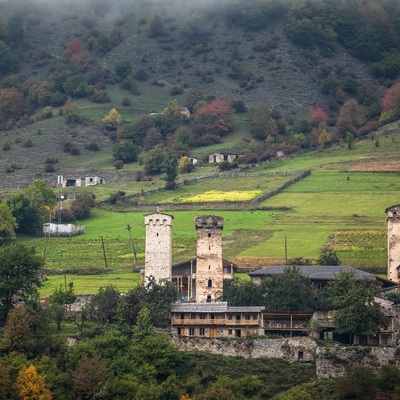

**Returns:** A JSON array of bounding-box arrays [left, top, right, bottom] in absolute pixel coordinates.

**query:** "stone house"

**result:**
[[208, 153, 241, 164], [62, 176, 105, 187], [386, 204, 400, 283], [171, 302, 264, 338]]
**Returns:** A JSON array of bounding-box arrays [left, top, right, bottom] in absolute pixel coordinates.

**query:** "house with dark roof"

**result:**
[[249, 265, 394, 290]]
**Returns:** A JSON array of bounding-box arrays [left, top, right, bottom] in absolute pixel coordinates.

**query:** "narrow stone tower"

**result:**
[[144, 213, 173, 284], [195, 215, 224, 302], [386, 205, 400, 282]]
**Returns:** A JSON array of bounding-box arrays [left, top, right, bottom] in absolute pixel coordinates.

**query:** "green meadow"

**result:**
[[17, 130, 400, 295]]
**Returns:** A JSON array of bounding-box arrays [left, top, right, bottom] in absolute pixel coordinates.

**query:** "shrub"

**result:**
[[170, 85, 184, 95], [133, 68, 149, 81], [85, 140, 100, 151], [122, 97, 131, 106], [3, 142, 11, 151], [44, 162, 55, 172], [113, 160, 124, 169], [90, 90, 110, 103], [23, 139, 33, 148]]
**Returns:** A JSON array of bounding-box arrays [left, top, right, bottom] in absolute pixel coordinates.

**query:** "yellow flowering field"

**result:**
[[182, 190, 263, 203]]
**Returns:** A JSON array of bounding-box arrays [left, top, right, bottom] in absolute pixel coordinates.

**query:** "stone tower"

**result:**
[[144, 213, 173, 284], [386, 205, 400, 282], [195, 215, 224, 302]]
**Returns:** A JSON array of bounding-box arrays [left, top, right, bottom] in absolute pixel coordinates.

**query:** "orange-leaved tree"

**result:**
[[16, 364, 52, 400], [64, 37, 92, 71]]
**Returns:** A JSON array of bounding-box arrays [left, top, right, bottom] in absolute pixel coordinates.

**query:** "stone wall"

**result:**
[[172, 336, 317, 362], [316, 346, 399, 379], [172, 336, 400, 379]]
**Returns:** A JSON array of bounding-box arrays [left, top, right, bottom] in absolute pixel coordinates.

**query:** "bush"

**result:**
[[3, 142, 11, 151], [85, 140, 100, 151], [69, 145, 80, 155], [170, 85, 183, 95], [44, 162, 55, 173], [23, 139, 33, 148], [122, 97, 131, 106], [133, 68, 149, 81], [90, 90, 110, 103], [219, 161, 238, 171], [113, 160, 123, 169]]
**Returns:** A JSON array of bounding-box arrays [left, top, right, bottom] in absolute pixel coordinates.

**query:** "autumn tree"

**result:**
[[335, 99, 366, 140], [308, 106, 328, 128], [64, 37, 92, 70], [381, 81, 400, 118], [73, 353, 109, 400], [0, 359, 12, 399], [0, 88, 26, 122], [3, 304, 33, 351], [16, 364, 52, 400], [102, 107, 122, 130], [194, 98, 235, 137]]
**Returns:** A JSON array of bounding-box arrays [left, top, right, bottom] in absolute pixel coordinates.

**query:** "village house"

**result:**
[[62, 176, 105, 187], [170, 302, 264, 338], [208, 152, 241, 164]]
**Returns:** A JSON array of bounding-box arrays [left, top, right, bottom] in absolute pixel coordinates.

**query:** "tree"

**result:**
[[335, 99, 366, 140], [144, 144, 168, 175], [223, 278, 264, 306], [326, 271, 387, 339], [69, 191, 95, 220], [194, 99, 235, 137], [163, 155, 179, 190], [263, 266, 315, 311], [25, 180, 56, 210], [308, 106, 328, 127], [381, 81, 400, 117], [318, 250, 341, 266], [149, 14, 164, 38], [3, 304, 33, 351], [0, 359, 11, 399], [0, 40, 19, 74], [64, 37, 92, 70], [73, 353, 109, 400], [88, 284, 121, 325], [6, 13, 24, 43], [112, 140, 141, 163], [16, 364, 52, 400], [102, 107, 122, 130], [0, 243, 43, 319], [7, 193, 41, 234], [0, 203, 17, 240], [133, 307, 155, 342], [0, 88, 26, 121], [248, 103, 273, 140], [114, 60, 132, 80]]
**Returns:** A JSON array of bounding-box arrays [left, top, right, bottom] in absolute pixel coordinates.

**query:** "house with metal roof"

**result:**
[[171, 302, 264, 338]]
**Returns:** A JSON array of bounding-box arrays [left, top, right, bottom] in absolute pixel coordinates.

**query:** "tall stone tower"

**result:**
[[386, 205, 400, 282], [144, 213, 173, 284], [195, 215, 224, 302]]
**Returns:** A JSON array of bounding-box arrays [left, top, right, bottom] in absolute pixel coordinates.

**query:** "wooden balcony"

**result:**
[[172, 318, 260, 326]]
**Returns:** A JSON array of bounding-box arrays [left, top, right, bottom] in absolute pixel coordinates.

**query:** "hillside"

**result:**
[[1, 0, 397, 186]]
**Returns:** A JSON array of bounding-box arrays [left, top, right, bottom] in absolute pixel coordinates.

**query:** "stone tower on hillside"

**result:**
[[195, 215, 224, 302], [386, 205, 400, 283], [144, 212, 173, 284]]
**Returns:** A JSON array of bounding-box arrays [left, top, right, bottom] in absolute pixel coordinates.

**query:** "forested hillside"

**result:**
[[1, 0, 400, 187]]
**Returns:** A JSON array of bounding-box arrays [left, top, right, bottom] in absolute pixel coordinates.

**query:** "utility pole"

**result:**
[[285, 235, 288, 263], [125, 224, 137, 270], [100, 236, 108, 269]]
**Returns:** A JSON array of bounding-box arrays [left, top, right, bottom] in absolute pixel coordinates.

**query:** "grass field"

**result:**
[[14, 129, 400, 295]]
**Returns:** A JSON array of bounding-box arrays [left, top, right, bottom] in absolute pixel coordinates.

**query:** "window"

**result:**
[[191, 313, 196, 319], [228, 314, 233, 320], [298, 351, 304, 360], [207, 295, 212, 302], [189, 328, 195, 336], [208, 233, 211, 237], [200, 313, 206, 319], [236, 314, 241, 320], [245, 314, 251, 320], [200, 328, 205, 336], [210, 313, 215, 320], [228, 329, 233, 335], [208, 279, 212, 288], [180, 313, 185, 320]]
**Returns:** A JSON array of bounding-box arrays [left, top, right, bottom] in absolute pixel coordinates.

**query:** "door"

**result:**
[[210, 327, 217, 338]]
